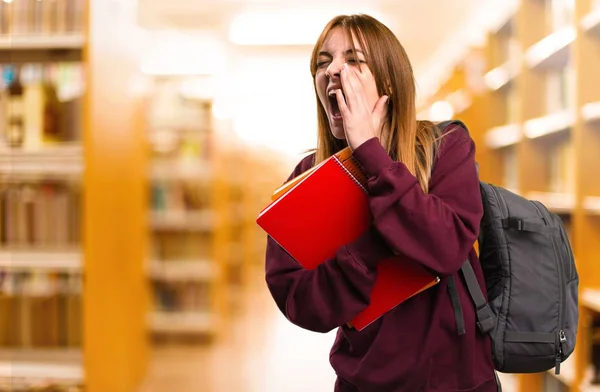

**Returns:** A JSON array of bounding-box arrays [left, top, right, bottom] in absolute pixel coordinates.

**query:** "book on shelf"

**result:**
[[502, 146, 518, 191], [0, 0, 85, 36], [151, 181, 211, 213], [547, 140, 574, 194], [545, 65, 575, 114], [152, 280, 211, 314], [0, 271, 81, 348], [506, 86, 520, 124], [0, 182, 80, 248], [0, 63, 83, 150], [256, 147, 440, 331]]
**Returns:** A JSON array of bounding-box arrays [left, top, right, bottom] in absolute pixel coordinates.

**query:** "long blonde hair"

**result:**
[[309, 14, 443, 193]]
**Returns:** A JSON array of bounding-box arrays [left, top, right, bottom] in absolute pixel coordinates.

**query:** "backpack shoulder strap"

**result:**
[[460, 260, 495, 334], [433, 120, 491, 335], [437, 121, 491, 335], [447, 259, 495, 336], [447, 260, 495, 336]]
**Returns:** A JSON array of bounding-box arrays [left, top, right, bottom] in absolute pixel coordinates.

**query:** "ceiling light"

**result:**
[[428, 101, 454, 122], [140, 30, 226, 76], [228, 8, 387, 46]]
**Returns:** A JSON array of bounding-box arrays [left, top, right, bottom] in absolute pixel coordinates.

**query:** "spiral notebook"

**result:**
[[256, 147, 439, 330]]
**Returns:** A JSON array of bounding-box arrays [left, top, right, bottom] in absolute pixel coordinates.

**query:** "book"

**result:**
[[256, 147, 439, 331]]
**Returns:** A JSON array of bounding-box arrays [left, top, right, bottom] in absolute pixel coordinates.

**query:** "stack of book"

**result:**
[[257, 147, 439, 331]]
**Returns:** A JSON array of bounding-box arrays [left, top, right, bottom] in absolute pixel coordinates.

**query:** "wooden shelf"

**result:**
[[0, 143, 83, 179], [582, 288, 600, 314], [0, 249, 82, 272], [0, 349, 83, 387], [484, 59, 521, 91], [0, 34, 85, 51], [427, 1, 600, 391], [581, 8, 600, 36], [148, 259, 216, 281], [525, 26, 576, 70], [149, 121, 211, 133], [484, 124, 522, 149], [527, 192, 575, 213], [149, 311, 215, 334], [151, 210, 215, 231], [445, 89, 472, 114], [151, 160, 212, 181], [583, 196, 600, 215], [582, 101, 600, 124], [0, 34, 85, 63], [0, 1, 152, 391], [146, 94, 237, 346], [523, 110, 575, 139]]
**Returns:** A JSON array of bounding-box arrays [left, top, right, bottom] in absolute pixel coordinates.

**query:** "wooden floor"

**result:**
[[138, 265, 517, 392]]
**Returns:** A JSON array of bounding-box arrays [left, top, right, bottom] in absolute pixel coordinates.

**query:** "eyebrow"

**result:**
[[318, 49, 364, 57]]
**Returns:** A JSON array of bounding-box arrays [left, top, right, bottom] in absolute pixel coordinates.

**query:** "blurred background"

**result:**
[[0, 0, 599, 391]]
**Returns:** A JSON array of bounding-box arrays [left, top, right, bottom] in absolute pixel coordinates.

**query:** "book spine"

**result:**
[[332, 155, 368, 194]]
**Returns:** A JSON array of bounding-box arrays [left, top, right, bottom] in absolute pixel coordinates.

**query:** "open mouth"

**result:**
[[328, 90, 344, 121]]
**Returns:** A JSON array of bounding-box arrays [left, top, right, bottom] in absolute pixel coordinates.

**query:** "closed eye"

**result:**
[[346, 58, 366, 65]]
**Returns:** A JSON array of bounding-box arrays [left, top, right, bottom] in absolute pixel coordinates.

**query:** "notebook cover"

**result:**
[[257, 150, 439, 331], [258, 154, 369, 270]]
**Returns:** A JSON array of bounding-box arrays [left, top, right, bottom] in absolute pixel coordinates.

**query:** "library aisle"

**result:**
[[138, 264, 338, 392], [139, 264, 518, 392]]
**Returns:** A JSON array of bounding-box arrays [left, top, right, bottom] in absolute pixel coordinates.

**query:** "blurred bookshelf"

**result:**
[[418, 0, 600, 390], [143, 74, 279, 343], [140, 68, 299, 344], [144, 76, 226, 341], [0, 0, 149, 391], [0, 1, 85, 389]]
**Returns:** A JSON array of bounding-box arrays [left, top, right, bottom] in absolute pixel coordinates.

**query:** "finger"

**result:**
[[335, 89, 349, 117], [372, 95, 389, 133], [343, 63, 370, 110], [343, 63, 363, 94], [355, 63, 369, 80], [372, 95, 389, 116], [340, 63, 358, 109]]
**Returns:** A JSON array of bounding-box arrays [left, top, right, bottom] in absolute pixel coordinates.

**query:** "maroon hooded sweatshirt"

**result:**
[[265, 124, 497, 392]]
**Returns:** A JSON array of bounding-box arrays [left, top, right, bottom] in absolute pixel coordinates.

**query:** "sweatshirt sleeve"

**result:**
[[264, 156, 392, 333], [351, 125, 483, 277]]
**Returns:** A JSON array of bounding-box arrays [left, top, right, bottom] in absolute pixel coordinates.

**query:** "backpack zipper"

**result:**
[[532, 200, 566, 374]]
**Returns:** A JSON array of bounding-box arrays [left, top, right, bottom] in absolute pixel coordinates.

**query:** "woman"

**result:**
[[265, 14, 498, 392]]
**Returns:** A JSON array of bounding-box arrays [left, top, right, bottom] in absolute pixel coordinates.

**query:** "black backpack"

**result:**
[[437, 120, 579, 375]]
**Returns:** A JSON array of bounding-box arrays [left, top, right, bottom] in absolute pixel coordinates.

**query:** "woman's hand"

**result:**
[[336, 62, 389, 150]]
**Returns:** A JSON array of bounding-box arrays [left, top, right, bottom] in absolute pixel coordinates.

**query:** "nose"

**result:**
[[326, 58, 343, 79]]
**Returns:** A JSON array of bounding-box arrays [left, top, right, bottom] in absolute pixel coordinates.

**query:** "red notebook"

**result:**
[[256, 148, 439, 331]]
